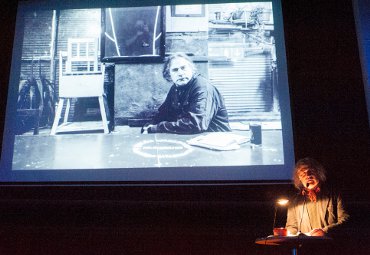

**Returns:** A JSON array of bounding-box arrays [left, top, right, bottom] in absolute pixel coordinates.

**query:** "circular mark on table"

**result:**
[[133, 139, 193, 158]]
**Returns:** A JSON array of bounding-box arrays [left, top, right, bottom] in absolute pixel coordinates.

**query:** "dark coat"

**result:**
[[150, 74, 231, 134]]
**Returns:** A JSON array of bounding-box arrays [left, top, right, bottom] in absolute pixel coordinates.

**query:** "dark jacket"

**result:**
[[150, 74, 231, 134]]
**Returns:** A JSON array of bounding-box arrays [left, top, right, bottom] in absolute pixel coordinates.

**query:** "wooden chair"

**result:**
[[51, 38, 109, 135]]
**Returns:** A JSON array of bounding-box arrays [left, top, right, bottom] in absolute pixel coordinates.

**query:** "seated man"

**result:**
[[142, 52, 231, 134]]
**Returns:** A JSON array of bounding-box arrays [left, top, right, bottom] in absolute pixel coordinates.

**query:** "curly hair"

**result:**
[[292, 157, 327, 190], [162, 52, 196, 82]]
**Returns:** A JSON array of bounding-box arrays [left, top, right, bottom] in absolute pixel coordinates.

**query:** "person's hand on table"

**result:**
[[308, 228, 325, 236], [141, 123, 155, 134]]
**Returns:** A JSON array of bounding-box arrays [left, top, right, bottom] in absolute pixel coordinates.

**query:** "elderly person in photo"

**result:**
[[142, 52, 231, 134], [286, 158, 349, 237]]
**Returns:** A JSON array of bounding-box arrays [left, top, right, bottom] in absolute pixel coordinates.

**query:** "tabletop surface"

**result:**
[[255, 235, 333, 246], [13, 127, 284, 170]]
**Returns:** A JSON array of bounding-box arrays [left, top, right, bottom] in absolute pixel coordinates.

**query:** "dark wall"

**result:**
[[0, 0, 369, 254], [0, 1, 17, 146], [282, 0, 369, 197]]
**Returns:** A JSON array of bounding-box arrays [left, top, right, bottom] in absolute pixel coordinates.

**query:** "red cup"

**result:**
[[273, 228, 287, 236]]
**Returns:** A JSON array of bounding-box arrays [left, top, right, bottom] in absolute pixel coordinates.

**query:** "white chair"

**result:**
[[51, 38, 109, 135]]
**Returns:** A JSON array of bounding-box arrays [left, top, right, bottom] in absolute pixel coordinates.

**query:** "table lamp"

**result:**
[[272, 198, 289, 236]]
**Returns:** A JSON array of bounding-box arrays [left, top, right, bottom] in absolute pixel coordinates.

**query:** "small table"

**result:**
[[255, 235, 333, 255]]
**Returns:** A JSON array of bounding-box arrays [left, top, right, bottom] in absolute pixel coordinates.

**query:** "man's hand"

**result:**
[[308, 228, 325, 236], [141, 123, 155, 134]]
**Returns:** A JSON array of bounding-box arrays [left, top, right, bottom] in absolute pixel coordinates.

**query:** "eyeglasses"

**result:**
[[298, 168, 315, 180]]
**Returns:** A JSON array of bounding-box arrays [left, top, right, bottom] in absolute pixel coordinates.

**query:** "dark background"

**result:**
[[0, 0, 369, 254]]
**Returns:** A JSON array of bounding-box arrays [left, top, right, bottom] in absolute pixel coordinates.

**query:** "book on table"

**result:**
[[187, 133, 250, 151]]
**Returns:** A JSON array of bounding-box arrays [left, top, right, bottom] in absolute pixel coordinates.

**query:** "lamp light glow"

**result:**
[[277, 198, 289, 206]]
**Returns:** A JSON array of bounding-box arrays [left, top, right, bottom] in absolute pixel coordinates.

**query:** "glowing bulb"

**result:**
[[277, 199, 289, 206]]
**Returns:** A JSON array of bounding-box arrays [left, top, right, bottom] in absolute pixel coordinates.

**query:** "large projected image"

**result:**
[[1, 1, 294, 182]]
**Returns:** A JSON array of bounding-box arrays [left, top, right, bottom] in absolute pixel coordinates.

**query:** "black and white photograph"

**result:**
[[5, 1, 294, 182]]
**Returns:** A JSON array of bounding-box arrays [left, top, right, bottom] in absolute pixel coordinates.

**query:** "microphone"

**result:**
[[297, 183, 310, 235]]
